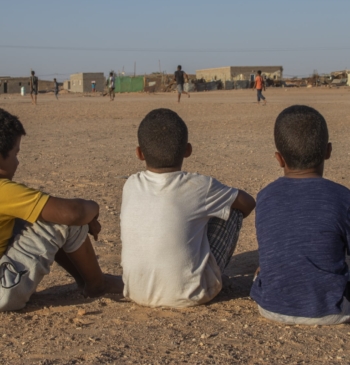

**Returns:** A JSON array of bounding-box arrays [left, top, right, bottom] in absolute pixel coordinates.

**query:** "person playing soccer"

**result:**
[[174, 65, 190, 103]]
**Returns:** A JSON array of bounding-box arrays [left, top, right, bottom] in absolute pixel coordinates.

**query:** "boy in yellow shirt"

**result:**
[[0, 108, 123, 311]]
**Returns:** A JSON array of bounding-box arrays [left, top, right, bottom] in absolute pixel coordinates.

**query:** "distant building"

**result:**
[[196, 66, 283, 84], [0, 77, 55, 94], [64, 73, 105, 93]]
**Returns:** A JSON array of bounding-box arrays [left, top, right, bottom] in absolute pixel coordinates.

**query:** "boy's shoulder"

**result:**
[[0, 178, 44, 195], [258, 177, 350, 201], [127, 170, 212, 181], [124, 171, 221, 191], [0, 178, 19, 190]]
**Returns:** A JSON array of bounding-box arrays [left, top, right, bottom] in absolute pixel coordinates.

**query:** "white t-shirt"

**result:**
[[109, 76, 115, 88], [120, 170, 238, 308]]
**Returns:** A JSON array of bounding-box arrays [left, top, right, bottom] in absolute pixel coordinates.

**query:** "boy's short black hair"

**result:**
[[138, 108, 188, 169], [257, 70, 261, 75], [31, 70, 35, 75], [274, 105, 329, 170], [178, 65, 182, 70], [0, 108, 26, 158]]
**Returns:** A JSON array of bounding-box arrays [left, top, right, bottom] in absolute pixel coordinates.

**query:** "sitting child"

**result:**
[[120, 108, 255, 307], [250, 105, 350, 325], [0, 108, 123, 311]]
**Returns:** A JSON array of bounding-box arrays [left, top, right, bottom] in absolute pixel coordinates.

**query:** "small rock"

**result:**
[[77, 309, 86, 316]]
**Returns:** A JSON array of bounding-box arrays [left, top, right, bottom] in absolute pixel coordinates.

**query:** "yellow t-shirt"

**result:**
[[0, 179, 49, 257]]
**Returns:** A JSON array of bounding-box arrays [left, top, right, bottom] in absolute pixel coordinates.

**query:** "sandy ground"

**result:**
[[0, 88, 350, 365]]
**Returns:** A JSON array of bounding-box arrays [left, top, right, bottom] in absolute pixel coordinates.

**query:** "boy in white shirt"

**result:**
[[121, 108, 255, 308]]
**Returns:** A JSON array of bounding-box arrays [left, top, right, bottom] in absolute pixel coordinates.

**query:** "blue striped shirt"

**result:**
[[250, 177, 350, 318]]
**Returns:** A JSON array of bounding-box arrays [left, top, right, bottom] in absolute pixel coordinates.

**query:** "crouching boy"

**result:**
[[120, 108, 255, 308], [250, 105, 350, 325], [0, 108, 123, 311]]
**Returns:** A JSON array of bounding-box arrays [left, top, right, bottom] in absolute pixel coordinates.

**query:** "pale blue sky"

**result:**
[[1, 0, 349, 81]]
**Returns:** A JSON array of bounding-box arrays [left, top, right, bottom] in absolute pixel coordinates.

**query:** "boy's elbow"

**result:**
[[40, 197, 98, 226], [246, 198, 256, 217], [65, 201, 86, 225], [66, 199, 97, 225], [231, 191, 256, 218]]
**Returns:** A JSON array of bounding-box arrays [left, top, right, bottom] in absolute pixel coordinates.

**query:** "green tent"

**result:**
[[114, 76, 144, 93]]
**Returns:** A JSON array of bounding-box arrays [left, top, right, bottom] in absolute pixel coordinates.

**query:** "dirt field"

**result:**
[[1, 88, 350, 365]]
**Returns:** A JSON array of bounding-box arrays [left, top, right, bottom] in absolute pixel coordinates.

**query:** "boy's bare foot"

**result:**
[[83, 274, 124, 298], [188, 93, 190, 98]]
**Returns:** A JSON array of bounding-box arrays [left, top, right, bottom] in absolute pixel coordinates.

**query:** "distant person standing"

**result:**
[[253, 70, 266, 105], [53, 78, 59, 100], [174, 65, 190, 103], [29, 70, 38, 105], [107, 72, 115, 101]]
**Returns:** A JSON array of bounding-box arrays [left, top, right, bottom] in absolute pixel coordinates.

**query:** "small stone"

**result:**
[[77, 309, 86, 316]]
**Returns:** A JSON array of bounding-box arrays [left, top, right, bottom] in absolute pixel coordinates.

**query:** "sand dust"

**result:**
[[0, 88, 350, 364]]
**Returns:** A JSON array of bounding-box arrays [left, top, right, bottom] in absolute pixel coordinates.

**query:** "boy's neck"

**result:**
[[146, 165, 182, 174], [284, 164, 324, 179]]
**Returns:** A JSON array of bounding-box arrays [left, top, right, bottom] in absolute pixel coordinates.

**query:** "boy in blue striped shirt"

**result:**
[[251, 105, 350, 325]]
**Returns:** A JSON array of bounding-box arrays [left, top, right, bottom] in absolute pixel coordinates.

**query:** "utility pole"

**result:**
[[134, 62, 136, 77], [159, 60, 162, 74]]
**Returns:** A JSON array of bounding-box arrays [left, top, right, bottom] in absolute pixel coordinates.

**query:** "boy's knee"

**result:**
[[63, 224, 89, 253], [13, 221, 88, 256]]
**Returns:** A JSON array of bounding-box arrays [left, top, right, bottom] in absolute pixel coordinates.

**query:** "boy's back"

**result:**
[[121, 170, 237, 307], [251, 177, 350, 318]]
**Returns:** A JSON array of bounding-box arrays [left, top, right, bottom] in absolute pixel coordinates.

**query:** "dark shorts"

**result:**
[[30, 88, 38, 95]]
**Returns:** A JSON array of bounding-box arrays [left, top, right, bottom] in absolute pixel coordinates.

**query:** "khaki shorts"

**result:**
[[0, 220, 88, 311]]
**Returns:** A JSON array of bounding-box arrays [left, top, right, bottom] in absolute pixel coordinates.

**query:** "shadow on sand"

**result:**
[[21, 251, 259, 312], [21, 283, 124, 313], [214, 249, 259, 303]]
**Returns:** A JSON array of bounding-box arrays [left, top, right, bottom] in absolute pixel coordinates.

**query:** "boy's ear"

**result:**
[[136, 146, 145, 161], [275, 151, 285, 168], [325, 142, 332, 160], [184, 143, 192, 158]]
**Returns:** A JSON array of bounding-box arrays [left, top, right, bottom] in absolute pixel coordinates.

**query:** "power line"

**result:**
[[1, 44, 350, 53]]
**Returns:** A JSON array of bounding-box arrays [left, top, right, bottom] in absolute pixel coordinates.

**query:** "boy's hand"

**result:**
[[88, 217, 101, 241]]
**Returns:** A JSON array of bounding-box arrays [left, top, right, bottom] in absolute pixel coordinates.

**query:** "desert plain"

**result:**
[[0, 88, 350, 364]]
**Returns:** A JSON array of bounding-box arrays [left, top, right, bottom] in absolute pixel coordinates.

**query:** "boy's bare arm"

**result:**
[[39, 197, 99, 226], [231, 190, 256, 218]]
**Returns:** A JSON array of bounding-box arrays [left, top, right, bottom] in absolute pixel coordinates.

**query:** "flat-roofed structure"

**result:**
[[65, 73, 105, 93], [196, 66, 283, 84], [0, 77, 55, 94]]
